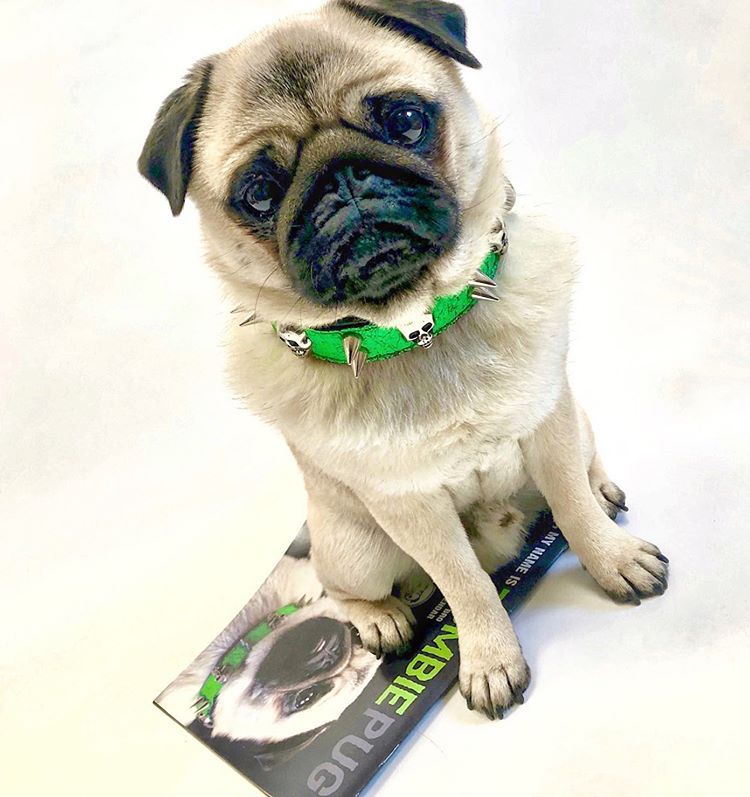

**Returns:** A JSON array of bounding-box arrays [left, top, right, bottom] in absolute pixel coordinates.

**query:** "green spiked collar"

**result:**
[[234, 230, 508, 379], [193, 603, 300, 728]]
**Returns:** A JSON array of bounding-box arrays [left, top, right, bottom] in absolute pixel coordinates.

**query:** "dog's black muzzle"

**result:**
[[254, 617, 352, 689], [279, 133, 460, 307]]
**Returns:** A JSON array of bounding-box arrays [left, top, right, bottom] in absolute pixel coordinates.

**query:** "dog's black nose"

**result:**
[[320, 164, 371, 204], [311, 162, 381, 235], [254, 617, 351, 689], [284, 158, 459, 306]]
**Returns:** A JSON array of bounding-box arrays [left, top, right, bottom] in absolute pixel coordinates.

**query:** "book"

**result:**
[[155, 512, 567, 797]]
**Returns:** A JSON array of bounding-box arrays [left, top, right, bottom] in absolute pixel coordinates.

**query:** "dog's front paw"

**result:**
[[459, 636, 530, 720], [344, 596, 416, 658], [581, 528, 669, 605]]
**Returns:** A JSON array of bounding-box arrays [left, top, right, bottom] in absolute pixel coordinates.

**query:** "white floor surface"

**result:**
[[2, 1, 749, 795]]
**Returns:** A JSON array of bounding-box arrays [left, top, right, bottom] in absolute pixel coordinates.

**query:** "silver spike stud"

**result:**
[[343, 336, 368, 378], [472, 287, 500, 303], [351, 351, 367, 379], [470, 271, 497, 289], [342, 336, 362, 366], [239, 313, 258, 327], [504, 178, 517, 213]]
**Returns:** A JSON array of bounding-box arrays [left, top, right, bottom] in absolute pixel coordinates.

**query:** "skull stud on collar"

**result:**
[[278, 327, 313, 357], [397, 313, 436, 349]]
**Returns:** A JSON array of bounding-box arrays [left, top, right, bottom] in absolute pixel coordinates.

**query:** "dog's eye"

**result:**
[[293, 687, 319, 711], [366, 95, 438, 153], [242, 175, 284, 215], [228, 151, 290, 237], [283, 682, 333, 715], [384, 105, 429, 147]]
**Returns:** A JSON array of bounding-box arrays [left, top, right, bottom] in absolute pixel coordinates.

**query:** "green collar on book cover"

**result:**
[[269, 247, 505, 377], [193, 603, 300, 728]]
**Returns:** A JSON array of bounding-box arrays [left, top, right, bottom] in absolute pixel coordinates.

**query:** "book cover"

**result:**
[[156, 512, 567, 796]]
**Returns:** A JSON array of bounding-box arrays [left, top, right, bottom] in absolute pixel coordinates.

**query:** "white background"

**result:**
[[2, 1, 749, 795]]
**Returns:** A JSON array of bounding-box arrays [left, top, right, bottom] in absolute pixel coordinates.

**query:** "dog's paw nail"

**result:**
[[459, 648, 530, 718], [345, 596, 416, 658], [585, 531, 669, 604]]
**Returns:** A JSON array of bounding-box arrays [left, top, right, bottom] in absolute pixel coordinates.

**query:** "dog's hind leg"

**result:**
[[578, 404, 629, 520], [298, 453, 418, 658], [521, 382, 668, 606]]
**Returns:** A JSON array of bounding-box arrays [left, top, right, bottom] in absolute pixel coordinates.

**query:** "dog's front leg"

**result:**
[[366, 490, 529, 719], [521, 382, 669, 604], [300, 453, 420, 658]]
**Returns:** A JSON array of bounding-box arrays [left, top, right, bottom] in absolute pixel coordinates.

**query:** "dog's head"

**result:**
[[206, 598, 380, 748], [139, 0, 500, 328]]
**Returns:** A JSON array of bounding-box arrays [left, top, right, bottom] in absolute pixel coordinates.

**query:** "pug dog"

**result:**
[[140, 0, 669, 720]]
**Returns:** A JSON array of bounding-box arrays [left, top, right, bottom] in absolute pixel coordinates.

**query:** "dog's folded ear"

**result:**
[[334, 0, 481, 69], [137, 59, 214, 216]]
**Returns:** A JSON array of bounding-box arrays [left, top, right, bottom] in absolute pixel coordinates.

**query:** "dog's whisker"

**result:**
[[253, 266, 281, 317], [205, 241, 253, 275], [279, 296, 303, 327], [459, 115, 509, 150], [462, 187, 508, 214]]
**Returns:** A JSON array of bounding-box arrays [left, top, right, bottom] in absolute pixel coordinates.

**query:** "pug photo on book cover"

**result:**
[[156, 526, 384, 771]]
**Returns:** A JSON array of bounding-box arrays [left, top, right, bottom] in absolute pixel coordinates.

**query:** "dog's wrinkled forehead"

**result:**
[[139, 1, 482, 217], [199, 15, 448, 188]]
